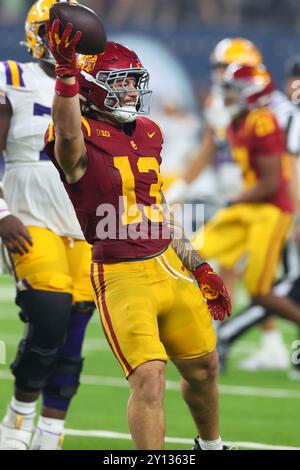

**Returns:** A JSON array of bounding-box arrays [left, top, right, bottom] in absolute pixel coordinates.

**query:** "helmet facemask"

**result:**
[[79, 67, 152, 123]]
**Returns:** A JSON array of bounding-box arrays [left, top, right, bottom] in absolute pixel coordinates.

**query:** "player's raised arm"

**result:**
[[46, 20, 86, 181]]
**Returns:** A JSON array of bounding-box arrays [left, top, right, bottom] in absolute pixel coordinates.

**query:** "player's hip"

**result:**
[[9, 226, 93, 301]]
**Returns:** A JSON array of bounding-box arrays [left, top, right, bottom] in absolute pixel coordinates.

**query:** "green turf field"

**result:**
[[0, 274, 300, 450]]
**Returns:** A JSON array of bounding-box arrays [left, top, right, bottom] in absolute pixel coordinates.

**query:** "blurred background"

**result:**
[[0, 0, 300, 99]]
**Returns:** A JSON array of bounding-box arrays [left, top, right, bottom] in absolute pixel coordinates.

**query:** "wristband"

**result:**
[[0, 198, 10, 221], [55, 79, 79, 98]]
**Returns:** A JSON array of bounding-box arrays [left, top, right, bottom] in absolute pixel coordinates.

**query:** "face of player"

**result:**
[[221, 85, 243, 120], [223, 86, 239, 107], [113, 76, 139, 109]]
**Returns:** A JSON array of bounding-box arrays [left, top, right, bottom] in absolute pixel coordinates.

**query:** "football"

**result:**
[[49, 1, 107, 55]]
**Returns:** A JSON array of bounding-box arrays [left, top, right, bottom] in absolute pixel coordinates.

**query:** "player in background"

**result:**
[[0, 0, 94, 450], [193, 63, 300, 352], [217, 56, 300, 375], [44, 18, 231, 450], [166, 38, 290, 369]]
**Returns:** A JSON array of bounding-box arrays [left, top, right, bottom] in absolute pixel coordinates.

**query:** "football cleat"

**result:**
[[0, 418, 33, 450], [30, 427, 64, 450], [238, 344, 289, 371], [192, 437, 235, 450]]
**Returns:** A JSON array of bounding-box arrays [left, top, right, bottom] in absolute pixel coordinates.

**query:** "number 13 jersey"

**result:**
[[45, 116, 171, 262]]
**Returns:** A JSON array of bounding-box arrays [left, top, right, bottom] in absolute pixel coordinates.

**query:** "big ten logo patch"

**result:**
[[96, 129, 111, 138]]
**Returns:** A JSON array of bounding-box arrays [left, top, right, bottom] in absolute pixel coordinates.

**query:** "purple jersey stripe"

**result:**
[[17, 63, 25, 87], [3, 61, 12, 85], [39, 150, 50, 161]]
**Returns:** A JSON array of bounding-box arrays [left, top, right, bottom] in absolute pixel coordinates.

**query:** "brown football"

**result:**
[[49, 2, 107, 55]]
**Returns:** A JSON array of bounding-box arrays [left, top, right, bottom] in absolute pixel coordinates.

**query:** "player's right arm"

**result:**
[[46, 20, 87, 183], [161, 192, 231, 321], [165, 124, 216, 204]]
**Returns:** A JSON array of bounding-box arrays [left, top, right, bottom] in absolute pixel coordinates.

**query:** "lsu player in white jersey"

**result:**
[[166, 38, 291, 369], [0, 0, 94, 450]]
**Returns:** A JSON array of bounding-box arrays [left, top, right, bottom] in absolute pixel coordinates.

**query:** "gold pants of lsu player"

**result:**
[[90, 245, 216, 377], [193, 202, 292, 296], [10, 226, 94, 303]]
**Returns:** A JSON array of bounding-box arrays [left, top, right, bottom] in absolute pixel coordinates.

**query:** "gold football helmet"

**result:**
[[211, 38, 262, 67], [23, 0, 77, 60]]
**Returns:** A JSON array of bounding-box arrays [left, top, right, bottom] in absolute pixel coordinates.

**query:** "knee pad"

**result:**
[[11, 290, 73, 393], [11, 336, 60, 392], [42, 302, 94, 410], [43, 354, 84, 402], [16, 290, 72, 346]]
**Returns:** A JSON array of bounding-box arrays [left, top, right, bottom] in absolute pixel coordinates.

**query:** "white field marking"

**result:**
[[64, 428, 300, 450], [0, 370, 300, 399]]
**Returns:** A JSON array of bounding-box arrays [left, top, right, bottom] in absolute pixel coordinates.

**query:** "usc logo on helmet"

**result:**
[[77, 55, 98, 73]]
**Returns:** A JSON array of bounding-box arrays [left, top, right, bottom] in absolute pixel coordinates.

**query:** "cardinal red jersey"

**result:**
[[228, 107, 293, 213], [45, 116, 171, 262]]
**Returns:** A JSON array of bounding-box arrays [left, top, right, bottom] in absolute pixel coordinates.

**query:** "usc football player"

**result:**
[[44, 19, 231, 450]]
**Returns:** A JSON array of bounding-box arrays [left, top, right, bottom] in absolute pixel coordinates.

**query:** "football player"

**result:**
[[166, 38, 290, 369], [44, 20, 231, 450], [0, 0, 94, 450], [166, 38, 258, 304], [217, 56, 300, 373], [193, 63, 300, 333]]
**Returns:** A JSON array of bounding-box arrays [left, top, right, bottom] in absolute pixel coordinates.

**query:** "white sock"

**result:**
[[37, 416, 65, 435], [198, 436, 223, 450], [3, 397, 36, 430], [10, 397, 37, 416]]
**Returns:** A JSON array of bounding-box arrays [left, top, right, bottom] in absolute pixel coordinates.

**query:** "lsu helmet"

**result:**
[[211, 38, 262, 68], [77, 42, 152, 124], [23, 0, 77, 61], [221, 63, 274, 117]]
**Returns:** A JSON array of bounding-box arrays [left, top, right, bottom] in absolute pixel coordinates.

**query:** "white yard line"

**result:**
[[64, 428, 300, 450], [1, 370, 300, 399]]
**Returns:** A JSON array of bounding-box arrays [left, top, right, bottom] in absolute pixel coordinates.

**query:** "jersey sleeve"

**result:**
[[250, 109, 285, 158], [44, 117, 92, 180], [0, 60, 26, 109]]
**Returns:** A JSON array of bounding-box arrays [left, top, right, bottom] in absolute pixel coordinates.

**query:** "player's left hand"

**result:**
[[46, 19, 82, 77], [192, 263, 231, 321]]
